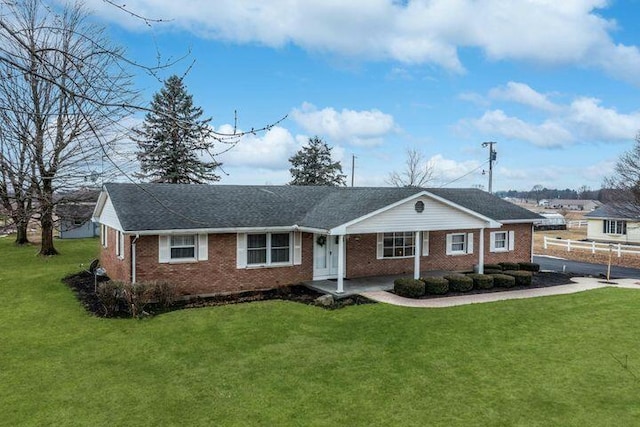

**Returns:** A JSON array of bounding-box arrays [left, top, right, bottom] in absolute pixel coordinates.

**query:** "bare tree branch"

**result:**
[[387, 148, 435, 188]]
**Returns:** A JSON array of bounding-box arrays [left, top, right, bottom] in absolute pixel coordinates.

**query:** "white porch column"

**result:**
[[414, 231, 421, 280], [478, 228, 485, 274], [336, 234, 345, 294]]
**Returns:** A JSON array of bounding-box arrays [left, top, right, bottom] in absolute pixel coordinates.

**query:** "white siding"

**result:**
[[98, 197, 124, 231], [346, 195, 489, 234], [587, 219, 640, 243]]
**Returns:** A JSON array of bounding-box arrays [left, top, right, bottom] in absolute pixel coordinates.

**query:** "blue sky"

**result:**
[[86, 0, 640, 191]]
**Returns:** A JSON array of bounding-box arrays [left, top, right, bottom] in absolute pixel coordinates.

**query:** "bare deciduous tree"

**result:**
[[0, 0, 135, 255], [387, 148, 435, 188], [603, 132, 640, 217], [0, 0, 286, 255]]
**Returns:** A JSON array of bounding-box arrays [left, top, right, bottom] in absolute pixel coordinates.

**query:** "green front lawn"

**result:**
[[1, 236, 640, 426]]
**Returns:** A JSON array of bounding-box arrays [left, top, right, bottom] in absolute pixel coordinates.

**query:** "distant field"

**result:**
[[2, 237, 640, 426], [533, 228, 588, 253]]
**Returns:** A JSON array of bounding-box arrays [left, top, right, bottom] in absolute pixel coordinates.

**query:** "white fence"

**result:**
[[543, 236, 640, 257], [567, 220, 588, 228]]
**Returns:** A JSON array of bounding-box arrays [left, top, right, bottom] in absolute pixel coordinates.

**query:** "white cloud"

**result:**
[[460, 84, 640, 147], [567, 97, 640, 141], [290, 102, 396, 147], [215, 125, 299, 169], [428, 154, 482, 186], [85, 0, 640, 84], [465, 110, 575, 148], [488, 82, 559, 112]]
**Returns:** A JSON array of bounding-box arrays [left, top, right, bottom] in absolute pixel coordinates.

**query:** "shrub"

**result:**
[[518, 262, 540, 272], [96, 280, 124, 317], [504, 270, 533, 286], [466, 273, 494, 290], [483, 263, 502, 271], [123, 282, 151, 318], [422, 277, 449, 295], [483, 268, 503, 275], [444, 274, 474, 292], [499, 262, 520, 271], [151, 281, 178, 309], [491, 274, 516, 288], [394, 278, 425, 298]]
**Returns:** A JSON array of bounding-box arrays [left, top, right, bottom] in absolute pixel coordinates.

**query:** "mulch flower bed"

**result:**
[[62, 271, 374, 318], [416, 271, 578, 299], [63, 270, 589, 318]]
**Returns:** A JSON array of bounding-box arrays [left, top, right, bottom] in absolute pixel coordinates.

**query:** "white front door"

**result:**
[[313, 234, 339, 279]]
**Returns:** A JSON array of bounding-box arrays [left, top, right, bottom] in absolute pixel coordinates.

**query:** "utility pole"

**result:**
[[351, 154, 356, 187], [481, 141, 497, 193]]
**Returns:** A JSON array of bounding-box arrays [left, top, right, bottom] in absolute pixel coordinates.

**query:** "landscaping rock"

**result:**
[[315, 294, 335, 307]]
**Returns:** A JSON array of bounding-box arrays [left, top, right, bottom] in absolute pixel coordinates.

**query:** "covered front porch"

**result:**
[[305, 270, 457, 297]]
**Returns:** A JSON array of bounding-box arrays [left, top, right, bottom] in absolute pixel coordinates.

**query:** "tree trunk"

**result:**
[[38, 180, 58, 256], [14, 220, 29, 245], [39, 211, 57, 255]]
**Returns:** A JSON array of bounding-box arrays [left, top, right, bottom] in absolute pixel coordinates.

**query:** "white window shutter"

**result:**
[[293, 232, 302, 265], [376, 233, 383, 259], [489, 232, 496, 253], [236, 233, 247, 268], [102, 225, 108, 248], [467, 233, 474, 254], [445, 234, 452, 255], [158, 235, 170, 263], [422, 231, 429, 256], [198, 234, 208, 261], [508, 230, 515, 251]]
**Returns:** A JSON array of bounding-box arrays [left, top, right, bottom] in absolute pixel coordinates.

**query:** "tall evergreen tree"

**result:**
[[289, 136, 346, 186], [136, 75, 220, 184]]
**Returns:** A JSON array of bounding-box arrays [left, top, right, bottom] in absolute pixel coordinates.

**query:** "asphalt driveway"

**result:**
[[533, 255, 640, 279]]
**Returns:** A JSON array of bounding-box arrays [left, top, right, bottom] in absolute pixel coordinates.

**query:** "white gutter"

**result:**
[[123, 225, 328, 236]]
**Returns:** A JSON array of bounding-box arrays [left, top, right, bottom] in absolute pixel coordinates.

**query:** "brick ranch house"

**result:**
[[92, 183, 542, 295]]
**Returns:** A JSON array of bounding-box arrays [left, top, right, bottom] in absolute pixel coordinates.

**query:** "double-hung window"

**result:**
[[247, 232, 291, 266], [490, 230, 515, 252], [381, 232, 415, 258], [450, 233, 466, 253], [170, 235, 196, 260], [446, 232, 473, 255], [603, 220, 627, 235]]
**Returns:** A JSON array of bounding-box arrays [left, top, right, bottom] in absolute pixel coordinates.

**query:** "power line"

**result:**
[[438, 159, 489, 188]]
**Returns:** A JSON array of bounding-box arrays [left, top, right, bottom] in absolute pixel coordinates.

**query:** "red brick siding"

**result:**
[[134, 233, 314, 295], [346, 224, 532, 277], [100, 224, 533, 295], [99, 226, 132, 282]]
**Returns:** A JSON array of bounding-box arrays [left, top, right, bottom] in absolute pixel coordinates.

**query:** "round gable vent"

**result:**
[[415, 201, 425, 213]]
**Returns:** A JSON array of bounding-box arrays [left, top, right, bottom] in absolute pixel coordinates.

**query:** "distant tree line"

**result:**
[[495, 186, 604, 202]]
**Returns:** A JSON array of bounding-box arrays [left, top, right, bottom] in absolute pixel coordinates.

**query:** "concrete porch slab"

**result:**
[[304, 270, 459, 298]]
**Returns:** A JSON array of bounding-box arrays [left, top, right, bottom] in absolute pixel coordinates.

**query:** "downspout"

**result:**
[[530, 224, 534, 262], [131, 234, 140, 283], [478, 227, 485, 274]]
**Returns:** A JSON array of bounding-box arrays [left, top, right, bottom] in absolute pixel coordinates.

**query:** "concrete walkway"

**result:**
[[360, 277, 640, 308]]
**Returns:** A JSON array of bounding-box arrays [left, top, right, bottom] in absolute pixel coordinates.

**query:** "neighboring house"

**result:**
[[585, 203, 640, 244], [92, 183, 542, 295], [57, 189, 100, 239], [546, 199, 602, 211]]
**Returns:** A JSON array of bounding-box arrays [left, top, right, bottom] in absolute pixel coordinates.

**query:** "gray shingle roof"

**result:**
[[584, 203, 640, 220], [102, 183, 541, 232]]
